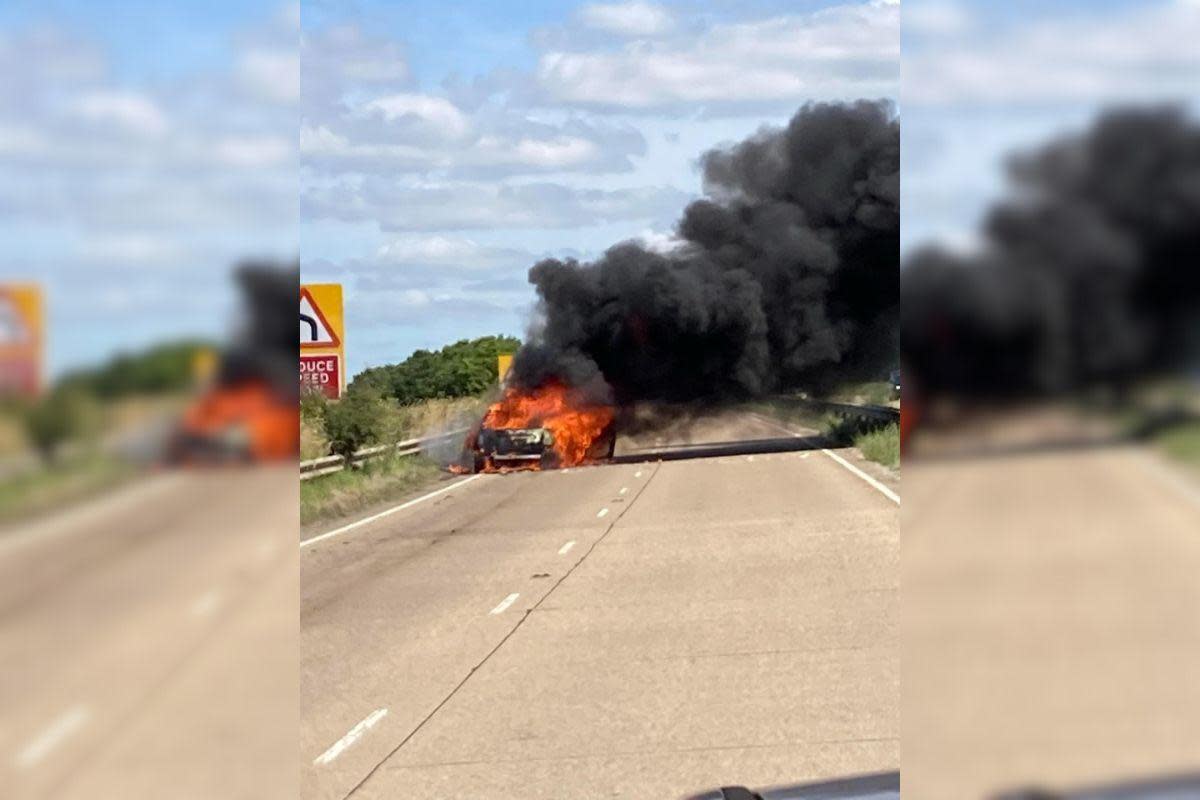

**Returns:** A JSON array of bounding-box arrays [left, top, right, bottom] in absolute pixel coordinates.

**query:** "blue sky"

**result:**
[[299, 0, 900, 377], [5, 0, 1195, 380], [0, 2, 298, 377], [902, 0, 1200, 254]]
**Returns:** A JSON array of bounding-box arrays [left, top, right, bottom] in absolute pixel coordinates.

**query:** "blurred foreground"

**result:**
[[902, 1, 1200, 790], [903, 408, 1200, 798], [0, 263, 299, 799], [0, 468, 297, 799]]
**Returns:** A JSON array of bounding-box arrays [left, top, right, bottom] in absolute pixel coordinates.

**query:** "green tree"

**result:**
[[349, 335, 520, 404], [58, 339, 215, 399]]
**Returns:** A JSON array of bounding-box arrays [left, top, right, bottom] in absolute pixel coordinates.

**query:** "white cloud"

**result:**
[[70, 91, 170, 137], [303, 179, 689, 232], [301, 25, 410, 111], [79, 233, 184, 264], [211, 135, 294, 167], [302, 106, 642, 176], [300, 124, 429, 167], [237, 48, 299, 104], [360, 93, 472, 140], [636, 228, 685, 254], [537, 0, 898, 110], [486, 134, 600, 168], [375, 235, 527, 269], [903, 1, 970, 37], [904, 0, 1200, 106], [579, 2, 675, 37]]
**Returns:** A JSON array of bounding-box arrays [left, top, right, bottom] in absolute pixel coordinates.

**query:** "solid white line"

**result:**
[[16, 705, 90, 768], [301, 474, 483, 549], [313, 708, 388, 766], [596, 507, 609, 518], [751, 413, 900, 506], [1136, 450, 1200, 509], [821, 448, 901, 505], [619, 487, 628, 495], [490, 592, 519, 615], [558, 540, 576, 555]]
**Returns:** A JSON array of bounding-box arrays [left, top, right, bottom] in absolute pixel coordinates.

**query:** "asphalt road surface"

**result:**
[[904, 416, 1200, 798], [301, 410, 899, 799], [0, 468, 297, 800]]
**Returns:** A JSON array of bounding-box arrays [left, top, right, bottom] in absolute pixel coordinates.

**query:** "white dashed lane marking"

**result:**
[[16, 705, 90, 768], [190, 589, 221, 618], [490, 593, 520, 615], [313, 708, 388, 766], [558, 541, 576, 555], [596, 508, 609, 519]]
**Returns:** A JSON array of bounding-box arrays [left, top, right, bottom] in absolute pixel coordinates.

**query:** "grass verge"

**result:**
[[0, 453, 139, 525], [300, 454, 446, 526], [852, 422, 900, 469], [1154, 419, 1200, 468], [300, 395, 486, 462]]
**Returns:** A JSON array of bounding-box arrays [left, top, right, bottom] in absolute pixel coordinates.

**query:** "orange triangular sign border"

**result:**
[[300, 286, 341, 349]]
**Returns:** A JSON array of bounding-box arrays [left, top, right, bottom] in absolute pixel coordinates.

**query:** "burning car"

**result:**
[[464, 382, 617, 473], [169, 264, 299, 464]]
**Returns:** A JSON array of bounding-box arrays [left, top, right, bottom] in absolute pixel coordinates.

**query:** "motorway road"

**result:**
[[904, 421, 1200, 798], [301, 410, 899, 799], [0, 468, 297, 800]]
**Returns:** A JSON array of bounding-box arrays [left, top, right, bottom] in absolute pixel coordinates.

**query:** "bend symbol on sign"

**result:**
[[300, 287, 341, 349]]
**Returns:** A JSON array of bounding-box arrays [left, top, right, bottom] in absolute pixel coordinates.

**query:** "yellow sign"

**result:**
[[497, 353, 513, 383], [300, 283, 345, 398], [0, 283, 44, 397]]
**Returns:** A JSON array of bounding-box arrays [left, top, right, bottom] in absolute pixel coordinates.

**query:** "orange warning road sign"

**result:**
[[0, 284, 44, 398], [300, 284, 345, 398]]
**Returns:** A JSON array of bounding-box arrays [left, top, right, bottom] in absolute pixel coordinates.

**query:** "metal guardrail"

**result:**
[[298, 401, 895, 480], [300, 428, 469, 480], [800, 399, 900, 422]]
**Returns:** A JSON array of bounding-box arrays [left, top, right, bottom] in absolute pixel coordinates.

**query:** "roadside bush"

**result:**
[[854, 422, 900, 469], [299, 387, 328, 425], [22, 388, 98, 464], [322, 386, 387, 459]]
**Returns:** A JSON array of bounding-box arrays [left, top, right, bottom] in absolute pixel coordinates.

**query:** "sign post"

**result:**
[[0, 284, 44, 398], [300, 284, 344, 399]]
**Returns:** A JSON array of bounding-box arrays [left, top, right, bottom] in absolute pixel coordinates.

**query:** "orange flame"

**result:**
[[480, 382, 615, 469], [178, 380, 299, 462]]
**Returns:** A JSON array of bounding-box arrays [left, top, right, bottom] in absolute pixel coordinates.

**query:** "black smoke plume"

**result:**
[[511, 100, 899, 406], [901, 107, 1200, 400], [219, 262, 300, 401]]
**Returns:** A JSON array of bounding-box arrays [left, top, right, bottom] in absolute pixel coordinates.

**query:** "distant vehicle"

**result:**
[[889, 368, 901, 398], [685, 771, 898, 800]]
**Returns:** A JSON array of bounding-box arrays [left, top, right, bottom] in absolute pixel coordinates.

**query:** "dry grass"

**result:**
[[300, 455, 444, 525], [301, 394, 487, 462]]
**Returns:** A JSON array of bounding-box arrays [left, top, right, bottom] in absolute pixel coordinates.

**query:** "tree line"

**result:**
[[348, 335, 520, 405]]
